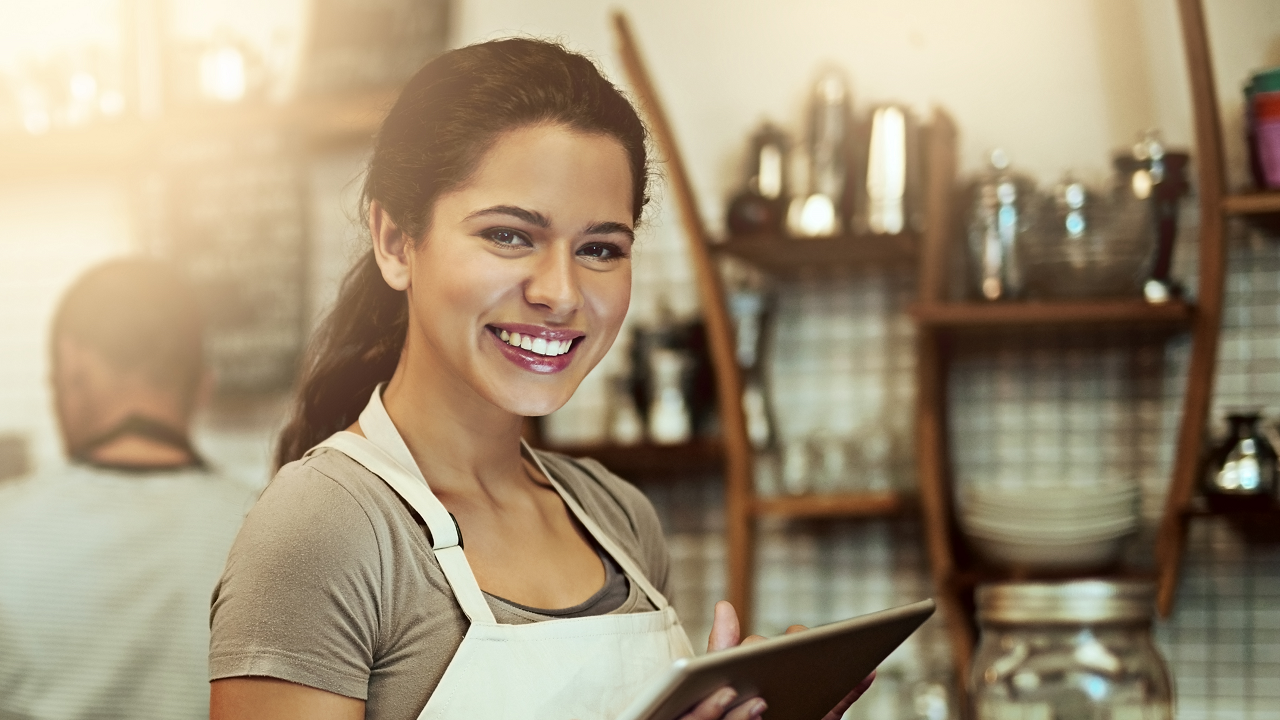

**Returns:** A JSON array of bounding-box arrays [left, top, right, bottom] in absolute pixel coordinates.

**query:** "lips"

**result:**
[[486, 323, 585, 374]]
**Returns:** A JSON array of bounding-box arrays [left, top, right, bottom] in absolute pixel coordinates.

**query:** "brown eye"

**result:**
[[483, 228, 531, 247], [578, 242, 627, 260]]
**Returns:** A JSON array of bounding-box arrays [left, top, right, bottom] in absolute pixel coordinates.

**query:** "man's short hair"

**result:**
[[52, 258, 204, 402]]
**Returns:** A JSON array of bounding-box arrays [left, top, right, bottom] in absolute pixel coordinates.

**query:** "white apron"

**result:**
[[306, 388, 694, 720]]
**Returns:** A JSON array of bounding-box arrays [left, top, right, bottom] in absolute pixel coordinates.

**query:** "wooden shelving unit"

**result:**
[[753, 491, 911, 519], [907, 0, 1266, 705], [1221, 190, 1280, 215], [712, 232, 918, 278], [1153, 0, 1280, 618], [0, 88, 395, 178], [537, 440, 724, 482], [912, 299, 1195, 330], [612, 13, 953, 629], [617, 3, 1264, 710]]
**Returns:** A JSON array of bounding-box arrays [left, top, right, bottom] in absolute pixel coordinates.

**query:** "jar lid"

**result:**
[[977, 580, 1156, 624]]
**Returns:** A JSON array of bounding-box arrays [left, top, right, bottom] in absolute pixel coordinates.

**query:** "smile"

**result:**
[[486, 324, 585, 373]]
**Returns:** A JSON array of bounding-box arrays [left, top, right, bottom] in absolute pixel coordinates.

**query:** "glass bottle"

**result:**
[[794, 68, 851, 237], [646, 348, 692, 445], [965, 150, 1037, 300]]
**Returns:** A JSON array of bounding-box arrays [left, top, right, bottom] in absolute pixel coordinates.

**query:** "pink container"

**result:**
[[1254, 91, 1280, 188]]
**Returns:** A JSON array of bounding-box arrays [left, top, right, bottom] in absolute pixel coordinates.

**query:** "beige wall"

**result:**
[[456, 0, 1280, 232]]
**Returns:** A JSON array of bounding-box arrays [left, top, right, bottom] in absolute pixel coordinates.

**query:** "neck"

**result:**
[[87, 434, 197, 470], [65, 398, 198, 471], [379, 335, 527, 497]]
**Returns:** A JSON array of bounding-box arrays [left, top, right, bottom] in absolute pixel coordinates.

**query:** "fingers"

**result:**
[[784, 624, 808, 635], [820, 671, 877, 720], [678, 687, 736, 720], [739, 634, 768, 646], [854, 670, 876, 695], [676, 687, 769, 720], [707, 601, 741, 653], [724, 697, 767, 720]]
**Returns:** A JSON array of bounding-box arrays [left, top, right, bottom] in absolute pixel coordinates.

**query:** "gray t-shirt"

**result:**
[[209, 447, 671, 720]]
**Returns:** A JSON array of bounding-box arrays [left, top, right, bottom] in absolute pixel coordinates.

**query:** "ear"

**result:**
[[369, 200, 412, 291]]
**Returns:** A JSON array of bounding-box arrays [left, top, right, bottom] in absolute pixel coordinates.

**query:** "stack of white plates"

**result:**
[[958, 484, 1140, 571]]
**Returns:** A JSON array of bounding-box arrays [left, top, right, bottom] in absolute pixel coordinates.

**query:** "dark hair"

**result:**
[[275, 38, 650, 468], [52, 257, 204, 405]]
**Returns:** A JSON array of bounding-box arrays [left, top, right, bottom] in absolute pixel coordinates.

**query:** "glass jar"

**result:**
[[970, 581, 1173, 720]]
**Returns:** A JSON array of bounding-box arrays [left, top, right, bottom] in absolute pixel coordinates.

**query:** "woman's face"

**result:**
[[401, 123, 635, 417]]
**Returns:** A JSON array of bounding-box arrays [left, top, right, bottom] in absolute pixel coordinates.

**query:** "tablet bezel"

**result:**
[[616, 598, 936, 720]]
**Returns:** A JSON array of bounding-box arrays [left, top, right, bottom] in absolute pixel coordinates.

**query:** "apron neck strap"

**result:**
[[311, 385, 493, 623], [521, 440, 671, 611]]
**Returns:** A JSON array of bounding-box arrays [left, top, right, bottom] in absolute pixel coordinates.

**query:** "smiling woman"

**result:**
[[206, 38, 868, 720]]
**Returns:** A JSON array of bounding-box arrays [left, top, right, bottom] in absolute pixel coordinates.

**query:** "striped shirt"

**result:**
[[0, 463, 256, 720]]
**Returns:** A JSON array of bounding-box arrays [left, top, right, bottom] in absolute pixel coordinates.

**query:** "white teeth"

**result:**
[[497, 329, 576, 356]]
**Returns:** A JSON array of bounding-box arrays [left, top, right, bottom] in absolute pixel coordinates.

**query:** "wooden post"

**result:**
[[611, 12, 759, 629], [911, 110, 975, 709], [1155, 0, 1228, 618]]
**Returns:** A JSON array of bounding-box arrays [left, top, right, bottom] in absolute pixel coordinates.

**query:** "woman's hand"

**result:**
[[675, 601, 876, 720]]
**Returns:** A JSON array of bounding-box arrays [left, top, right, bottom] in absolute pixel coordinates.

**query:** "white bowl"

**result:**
[[967, 533, 1132, 571], [961, 486, 1138, 511], [963, 505, 1136, 524], [963, 519, 1136, 545]]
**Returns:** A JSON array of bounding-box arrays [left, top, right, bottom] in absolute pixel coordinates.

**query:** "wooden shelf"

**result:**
[[1184, 493, 1280, 517], [753, 490, 910, 519], [712, 232, 917, 278], [0, 88, 395, 178], [950, 567, 1157, 591], [536, 440, 723, 482], [1222, 191, 1280, 215], [912, 298, 1195, 329]]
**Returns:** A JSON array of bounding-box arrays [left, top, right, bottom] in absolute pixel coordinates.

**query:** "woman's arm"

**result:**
[[211, 677, 365, 720]]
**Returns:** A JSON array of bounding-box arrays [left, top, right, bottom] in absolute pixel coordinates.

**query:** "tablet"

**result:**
[[616, 599, 935, 720]]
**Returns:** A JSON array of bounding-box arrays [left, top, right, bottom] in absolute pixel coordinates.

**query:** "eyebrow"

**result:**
[[585, 221, 635, 242], [466, 205, 635, 241], [465, 205, 550, 228]]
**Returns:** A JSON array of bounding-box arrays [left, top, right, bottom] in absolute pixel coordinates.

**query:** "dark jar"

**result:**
[[1203, 411, 1277, 498]]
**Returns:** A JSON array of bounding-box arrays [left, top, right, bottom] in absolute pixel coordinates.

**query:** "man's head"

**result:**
[[51, 258, 206, 463]]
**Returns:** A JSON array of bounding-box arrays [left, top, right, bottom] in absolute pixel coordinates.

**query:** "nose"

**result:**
[[524, 241, 584, 318]]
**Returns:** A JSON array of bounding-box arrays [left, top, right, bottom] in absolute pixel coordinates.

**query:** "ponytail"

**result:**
[[274, 253, 406, 467]]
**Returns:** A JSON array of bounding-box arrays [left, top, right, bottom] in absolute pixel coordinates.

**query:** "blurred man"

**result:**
[[0, 257, 256, 720]]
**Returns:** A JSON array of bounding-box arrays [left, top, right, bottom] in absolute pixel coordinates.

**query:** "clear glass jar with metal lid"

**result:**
[[970, 580, 1173, 720]]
